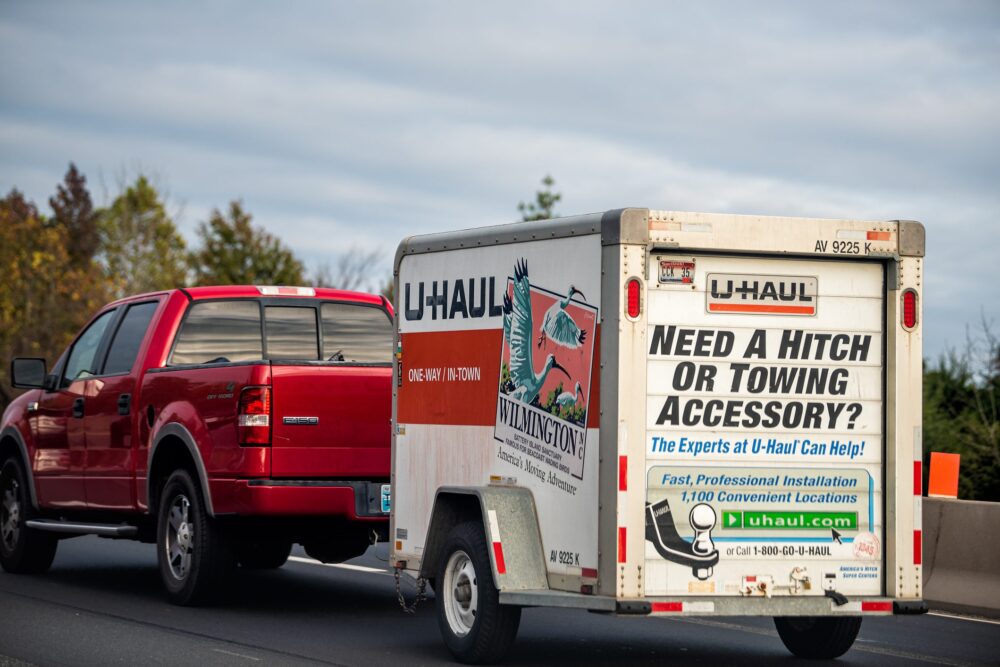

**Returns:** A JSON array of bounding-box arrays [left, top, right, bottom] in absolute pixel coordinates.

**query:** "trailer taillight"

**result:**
[[626, 278, 641, 319], [238, 386, 271, 445], [901, 289, 918, 329]]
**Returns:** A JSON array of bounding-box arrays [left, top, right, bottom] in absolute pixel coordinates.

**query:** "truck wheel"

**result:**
[[774, 616, 862, 659], [237, 539, 292, 569], [436, 521, 520, 664], [0, 457, 57, 574], [157, 469, 233, 605]]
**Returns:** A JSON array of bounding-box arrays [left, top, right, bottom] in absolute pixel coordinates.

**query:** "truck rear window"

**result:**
[[169, 300, 391, 365], [170, 301, 263, 365]]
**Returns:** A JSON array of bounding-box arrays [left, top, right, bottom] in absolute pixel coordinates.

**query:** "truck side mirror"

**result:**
[[11, 358, 47, 389]]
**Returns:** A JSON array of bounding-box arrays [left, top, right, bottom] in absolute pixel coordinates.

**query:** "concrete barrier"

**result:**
[[922, 498, 1000, 617]]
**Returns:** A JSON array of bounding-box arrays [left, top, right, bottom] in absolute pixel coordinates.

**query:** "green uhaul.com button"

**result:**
[[722, 510, 858, 530]]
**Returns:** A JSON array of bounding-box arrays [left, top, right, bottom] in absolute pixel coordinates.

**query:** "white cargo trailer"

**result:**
[[391, 209, 925, 663]]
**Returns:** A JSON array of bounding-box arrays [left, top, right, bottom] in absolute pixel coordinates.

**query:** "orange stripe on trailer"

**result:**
[[651, 602, 683, 613], [914, 530, 922, 566], [617, 527, 627, 563], [618, 455, 627, 491], [707, 303, 815, 315], [861, 601, 893, 612]]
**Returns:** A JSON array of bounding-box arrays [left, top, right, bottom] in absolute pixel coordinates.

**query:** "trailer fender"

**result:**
[[421, 486, 548, 592]]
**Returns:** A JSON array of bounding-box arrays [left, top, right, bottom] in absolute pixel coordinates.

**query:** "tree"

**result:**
[[0, 188, 106, 406], [49, 163, 99, 266], [99, 176, 188, 297], [190, 200, 305, 286], [923, 321, 1000, 501], [518, 175, 562, 221], [311, 247, 381, 292]]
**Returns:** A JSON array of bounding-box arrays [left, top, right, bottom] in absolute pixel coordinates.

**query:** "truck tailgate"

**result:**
[[643, 254, 884, 599], [270, 364, 391, 478]]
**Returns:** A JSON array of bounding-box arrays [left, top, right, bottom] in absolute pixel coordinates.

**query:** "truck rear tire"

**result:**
[[774, 616, 862, 659], [0, 457, 57, 574], [236, 539, 292, 569], [157, 469, 234, 605], [436, 521, 520, 664]]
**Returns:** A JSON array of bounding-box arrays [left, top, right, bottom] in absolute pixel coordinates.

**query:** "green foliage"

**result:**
[[518, 175, 562, 222], [190, 200, 305, 286], [99, 176, 188, 297], [923, 326, 1000, 500]]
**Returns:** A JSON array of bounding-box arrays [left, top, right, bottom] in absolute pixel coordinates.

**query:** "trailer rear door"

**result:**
[[642, 254, 884, 599]]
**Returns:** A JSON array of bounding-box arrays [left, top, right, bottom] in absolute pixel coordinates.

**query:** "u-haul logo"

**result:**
[[707, 273, 818, 316]]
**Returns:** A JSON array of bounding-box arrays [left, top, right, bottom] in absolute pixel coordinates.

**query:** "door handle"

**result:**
[[72, 397, 85, 418], [117, 393, 131, 416]]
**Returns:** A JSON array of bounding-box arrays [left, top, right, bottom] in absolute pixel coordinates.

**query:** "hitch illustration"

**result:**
[[645, 498, 720, 580]]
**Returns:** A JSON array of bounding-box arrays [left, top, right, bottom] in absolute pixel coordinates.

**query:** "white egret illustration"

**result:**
[[507, 259, 569, 404], [556, 381, 585, 409], [538, 285, 588, 349]]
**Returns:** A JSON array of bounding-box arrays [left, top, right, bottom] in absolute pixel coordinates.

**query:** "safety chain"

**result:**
[[394, 565, 429, 614]]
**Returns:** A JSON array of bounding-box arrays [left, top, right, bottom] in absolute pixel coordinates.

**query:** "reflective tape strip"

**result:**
[[618, 455, 627, 491], [617, 527, 627, 563], [862, 601, 894, 613], [914, 460, 922, 495], [651, 602, 683, 613], [487, 509, 506, 575], [582, 567, 598, 579], [650, 601, 715, 613], [914, 530, 923, 566]]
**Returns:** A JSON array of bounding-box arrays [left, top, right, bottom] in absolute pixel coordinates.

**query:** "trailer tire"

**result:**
[[436, 521, 520, 664], [774, 616, 862, 659], [157, 469, 234, 605], [0, 457, 57, 574]]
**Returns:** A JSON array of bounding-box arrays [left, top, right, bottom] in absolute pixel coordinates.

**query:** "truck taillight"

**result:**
[[901, 289, 918, 329], [626, 278, 641, 319], [238, 386, 271, 445]]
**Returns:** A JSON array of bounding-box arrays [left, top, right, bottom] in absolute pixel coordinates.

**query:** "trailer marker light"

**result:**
[[626, 279, 641, 319], [582, 567, 598, 579], [867, 231, 892, 241], [902, 289, 918, 329]]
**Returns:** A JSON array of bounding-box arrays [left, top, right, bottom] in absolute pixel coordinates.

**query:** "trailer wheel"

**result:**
[[774, 616, 862, 659], [157, 469, 234, 605], [436, 521, 520, 664], [0, 457, 57, 574]]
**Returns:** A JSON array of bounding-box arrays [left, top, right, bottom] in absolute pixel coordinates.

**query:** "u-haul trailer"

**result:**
[[390, 209, 926, 663]]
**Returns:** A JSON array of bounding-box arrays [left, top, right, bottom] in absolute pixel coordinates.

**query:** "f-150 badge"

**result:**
[[283, 416, 319, 425]]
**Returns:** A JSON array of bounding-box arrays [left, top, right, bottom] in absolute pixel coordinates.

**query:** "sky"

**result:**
[[1, 1, 998, 360]]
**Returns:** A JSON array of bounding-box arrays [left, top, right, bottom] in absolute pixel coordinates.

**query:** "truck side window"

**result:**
[[102, 301, 159, 375], [62, 309, 116, 386], [170, 300, 263, 365], [265, 306, 319, 360], [320, 303, 392, 363]]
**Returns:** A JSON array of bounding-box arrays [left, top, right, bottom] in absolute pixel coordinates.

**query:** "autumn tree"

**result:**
[[0, 186, 105, 406], [99, 176, 188, 297], [49, 163, 100, 266], [190, 200, 305, 286], [312, 247, 381, 292], [518, 175, 562, 221]]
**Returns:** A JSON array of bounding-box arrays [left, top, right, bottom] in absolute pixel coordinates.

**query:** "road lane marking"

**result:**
[[928, 611, 1000, 626], [669, 617, 980, 666], [287, 556, 391, 575], [212, 648, 261, 661]]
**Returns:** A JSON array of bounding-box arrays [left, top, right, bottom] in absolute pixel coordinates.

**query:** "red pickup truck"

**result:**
[[1, 285, 392, 604]]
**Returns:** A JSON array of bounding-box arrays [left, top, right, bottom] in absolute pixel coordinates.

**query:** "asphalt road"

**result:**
[[0, 536, 997, 667]]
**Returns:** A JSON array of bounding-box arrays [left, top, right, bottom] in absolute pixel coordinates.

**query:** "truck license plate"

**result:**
[[659, 260, 695, 284], [381, 484, 391, 513]]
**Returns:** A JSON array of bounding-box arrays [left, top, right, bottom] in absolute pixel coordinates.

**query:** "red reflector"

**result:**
[[861, 601, 893, 612], [238, 386, 271, 445], [626, 279, 641, 318], [582, 567, 598, 579], [492, 542, 507, 574], [914, 530, 922, 565], [619, 455, 628, 491], [617, 527, 627, 563], [902, 289, 918, 329], [652, 602, 683, 613]]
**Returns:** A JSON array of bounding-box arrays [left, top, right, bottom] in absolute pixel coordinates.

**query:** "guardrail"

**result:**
[[922, 497, 1000, 617]]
